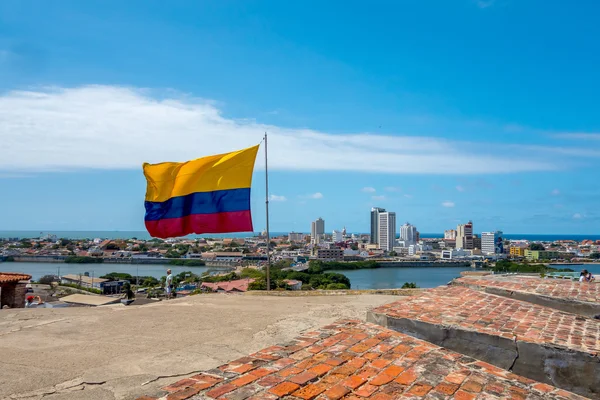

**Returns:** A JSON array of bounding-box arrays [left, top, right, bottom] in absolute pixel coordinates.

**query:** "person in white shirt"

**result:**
[[165, 269, 173, 299], [579, 269, 595, 282]]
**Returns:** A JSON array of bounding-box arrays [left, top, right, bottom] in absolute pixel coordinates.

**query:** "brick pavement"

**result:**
[[368, 286, 600, 398], [453, 275, 600, 303], [137, 320, 586, 400]]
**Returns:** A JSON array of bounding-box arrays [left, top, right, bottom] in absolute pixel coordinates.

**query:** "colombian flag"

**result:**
[[143, 145, 259, 238]]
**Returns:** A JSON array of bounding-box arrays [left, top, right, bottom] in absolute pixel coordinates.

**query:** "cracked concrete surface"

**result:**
[[0, 293, 397, 400]]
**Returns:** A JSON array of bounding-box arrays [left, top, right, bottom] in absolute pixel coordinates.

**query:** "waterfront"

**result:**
[[0, 261, 216, 281], [3, 262, 600, 289]]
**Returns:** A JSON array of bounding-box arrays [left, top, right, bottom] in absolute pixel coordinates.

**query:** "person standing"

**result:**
[[165, 269, 173, 299]]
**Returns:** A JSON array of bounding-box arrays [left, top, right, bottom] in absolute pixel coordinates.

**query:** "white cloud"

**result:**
[[308, 192, 323, 199], [456, 185, 465, 192], [553, 133, 600, 141], [573, 213, 583, 219], [372, 195, 386, 201], [269, 194, 287, 202], [0, 85, 568, 174], [551, 189, 560, 196], [384, 186, 400, 192], [442, 201, 455, 208], [361, 187, 376, 193], [403, 194, 413, 199]]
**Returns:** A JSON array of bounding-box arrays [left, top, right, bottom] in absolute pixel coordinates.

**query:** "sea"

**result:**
[[2, 230, 600, 242]]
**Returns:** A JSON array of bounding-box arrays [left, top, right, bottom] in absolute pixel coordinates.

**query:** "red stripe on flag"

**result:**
[[145, 210, 253, 239]]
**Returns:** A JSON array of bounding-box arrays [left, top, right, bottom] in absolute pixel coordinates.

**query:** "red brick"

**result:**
[[445, 372, 469, 385], [533, 383, 556, 393], [166, 387, 200, 400], [347, 357, 367, 369], [279, 366, 303, 377], [323, 384, 350, 400], [324, 357, 345, 366], [256, 375, 285, 388], [268, 382, 300, 397], [408, 382, 433, 396], [433, 382, 459, 395], [163, 378, 198, 392], [206, 383, 237, 398], [370, 373, 394, 386], [307, 345, 325, 353], [135, 397, 157, 400], [271, 358, 296, 369], [308, 363, 333, 376], [370, 358, 392, 369], [395, 369, 418, 385], [454, 390, 476, 400], [461, 379, 484, 393], [288, 371, 318, 385], [322, 373, 346, 385], [233, 364, 257, 374], [363, 352, 380, 360], [333, 364, 358, 376], [354, 383, 378, 397], [357, 366, 379, 380], [292, 383, 328, 400], [382, 365, 404, 377], [231, 374, 259, 387], [251, 367, 275, 378], [370, 393, 392, 400], [342, 375, 366, 389]]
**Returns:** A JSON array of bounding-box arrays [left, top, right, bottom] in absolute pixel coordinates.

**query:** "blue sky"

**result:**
[[1, 0, 600, 235]]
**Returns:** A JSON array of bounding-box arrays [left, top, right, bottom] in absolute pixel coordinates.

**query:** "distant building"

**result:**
[[456, 221, 473, 250], [473, 235, 481, 250], [481, 231, 504, 255], [444, 230, 457, 240], [201, 279, 255, 293], [378, 212, 397, 252], [61, 274, 109, 289], [441, 249, 470, 259], [311, 218, 325, 244], [524, 250, 559, 261], [332, 230, 343, 243], [370, 207, 386, 245], [400, 223, 418, 246], [510, 247, 526, 257], [288, 232, 306, 243], [316, 248, 344, 261]]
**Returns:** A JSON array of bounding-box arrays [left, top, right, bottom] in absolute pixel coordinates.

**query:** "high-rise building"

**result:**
[[378, 212, 396, 251], [332, 230, 343, 243], [444, 229, 457, 240], [456, 221, 473, 250], [311, 218, 325, 244], [482, 231, 504, 254], [370, 207, 386, 244], [400, 222, 418, 245]]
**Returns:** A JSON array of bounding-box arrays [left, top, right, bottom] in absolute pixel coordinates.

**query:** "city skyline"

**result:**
[[2, 2, 600, 234]]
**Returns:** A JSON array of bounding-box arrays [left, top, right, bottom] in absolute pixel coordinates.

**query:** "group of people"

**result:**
[[579, 269, 595, 282]]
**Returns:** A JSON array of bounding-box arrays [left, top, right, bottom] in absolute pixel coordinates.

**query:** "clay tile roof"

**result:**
[[0, 272, 32, 283]]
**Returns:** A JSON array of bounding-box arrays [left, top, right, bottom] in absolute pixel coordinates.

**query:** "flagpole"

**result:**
[[264, 132, 271, 291]]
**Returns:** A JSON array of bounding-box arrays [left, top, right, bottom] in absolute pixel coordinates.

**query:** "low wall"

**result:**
[[245, 288, 424, 296]]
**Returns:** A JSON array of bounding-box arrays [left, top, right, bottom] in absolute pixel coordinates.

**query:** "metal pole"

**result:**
[[264, 133, 271, 291]]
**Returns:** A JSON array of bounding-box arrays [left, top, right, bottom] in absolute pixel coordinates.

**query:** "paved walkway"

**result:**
[[140, 320, 585, 400]]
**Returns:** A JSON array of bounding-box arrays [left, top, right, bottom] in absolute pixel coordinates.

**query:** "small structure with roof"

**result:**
[[201, 278, 255, 293], [0, 272, 32, 308]]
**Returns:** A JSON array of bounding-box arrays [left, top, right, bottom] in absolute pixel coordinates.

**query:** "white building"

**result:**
[[311, 218, 325, 244], [482, 231, 503, 255], [378, 212, 396, 252], [332, 230, 343, 243], [444, 229, 457, 240], [288, 232, 306, 243], [370, 207, 386, 245], [456, 221, 474, 250], [400, 223, 418, 245], [441, 249, 470, 259]]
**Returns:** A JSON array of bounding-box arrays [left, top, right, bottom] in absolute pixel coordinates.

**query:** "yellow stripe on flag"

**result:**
[[143, 145, 259, 202]]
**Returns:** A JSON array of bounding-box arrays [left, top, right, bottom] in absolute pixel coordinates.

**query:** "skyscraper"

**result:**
[[482, 231, 503, 254], [378, 212, 396, 251], [311, 217, 325, 244], [456, 221, 473, 250], [400, 222, 418, 245], [370, 207, 386, 244]]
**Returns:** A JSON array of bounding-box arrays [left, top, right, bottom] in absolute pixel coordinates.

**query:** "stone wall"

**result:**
[[0, 282, 27, 308]]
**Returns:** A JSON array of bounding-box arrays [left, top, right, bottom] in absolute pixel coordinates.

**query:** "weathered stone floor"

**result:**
[[137, 320, 587, 400]]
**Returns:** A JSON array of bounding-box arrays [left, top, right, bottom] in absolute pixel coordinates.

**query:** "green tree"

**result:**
[[389, 251, 397, 257], [529, 243, 545, 251], [401, 282, 418, 289]]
